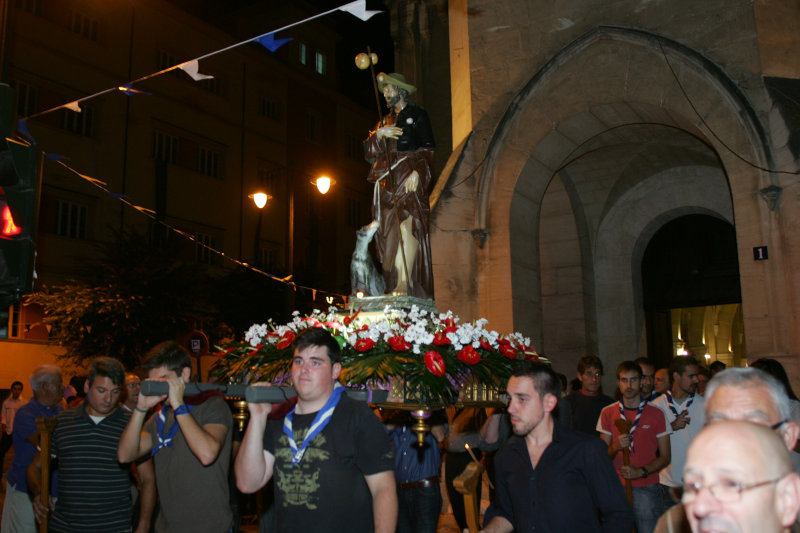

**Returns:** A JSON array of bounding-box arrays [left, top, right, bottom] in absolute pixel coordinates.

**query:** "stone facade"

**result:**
[[388, 0, 800, 391]]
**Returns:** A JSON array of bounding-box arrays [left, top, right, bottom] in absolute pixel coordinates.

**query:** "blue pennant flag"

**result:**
[[45, 152, 68, 162], [16, 119, 36, 144], [255, 33, 293, 52], [119, 84, 152, 96]]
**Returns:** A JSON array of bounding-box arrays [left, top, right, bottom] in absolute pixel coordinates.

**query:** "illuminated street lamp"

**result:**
[[312, 176, 335, 195], [249, 192, 270, 209]]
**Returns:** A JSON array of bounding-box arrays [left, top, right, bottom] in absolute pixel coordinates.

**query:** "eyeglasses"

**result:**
[[770, 419, 788, 431], [682, 475, 786, 503]]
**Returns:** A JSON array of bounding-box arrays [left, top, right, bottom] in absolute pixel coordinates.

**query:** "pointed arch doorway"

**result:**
[[641, 214, 745, 370]]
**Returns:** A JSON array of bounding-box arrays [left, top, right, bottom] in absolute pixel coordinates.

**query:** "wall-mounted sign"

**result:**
[[753, 246, 768, 261]]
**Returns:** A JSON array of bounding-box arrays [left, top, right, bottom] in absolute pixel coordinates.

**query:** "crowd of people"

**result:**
[[0, 333, 799, 533]]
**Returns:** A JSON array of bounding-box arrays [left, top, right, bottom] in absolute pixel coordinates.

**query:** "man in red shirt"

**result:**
[[598, 361, 671, 533]]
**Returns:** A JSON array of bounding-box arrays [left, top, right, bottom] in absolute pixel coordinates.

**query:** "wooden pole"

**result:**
[[35, 417, 58, 533], [614, 418, 633, 505], [454, 461, 483, 533]]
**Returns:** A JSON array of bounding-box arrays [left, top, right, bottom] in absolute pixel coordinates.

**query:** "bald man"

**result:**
[[654, 368, 670, 396], [682, 421, 800, 533]]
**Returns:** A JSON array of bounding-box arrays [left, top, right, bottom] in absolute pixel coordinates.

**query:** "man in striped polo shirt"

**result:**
[[28, 357, 140, 533]]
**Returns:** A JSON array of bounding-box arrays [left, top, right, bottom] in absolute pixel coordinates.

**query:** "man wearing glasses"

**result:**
[[566, 354, 614, 435], [655, 367, 800, 532], [682, 420, 800, 533]]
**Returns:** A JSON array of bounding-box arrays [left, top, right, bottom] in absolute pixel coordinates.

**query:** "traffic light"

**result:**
[[0, 83, 42, 302]]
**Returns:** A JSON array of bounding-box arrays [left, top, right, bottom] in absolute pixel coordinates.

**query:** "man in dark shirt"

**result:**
[[384, 409, 446, 533], [566, 354, 615, 435], [478, 361, 633, 533]]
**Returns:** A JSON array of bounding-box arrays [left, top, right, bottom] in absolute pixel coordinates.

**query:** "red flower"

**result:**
[[498, 340, 517, 359], [276, 331, 295, 350], [424, 351, 446, 376], [443, 317, 456, 329], [433, 331, 451, 346], [247, 344, 264, 358], [214, 348, 234, 358], [479, 338, 493, 351], [343, 306, 362, 326], [524, 350, 539, 361], [457, 345, 481, 365], [387, 335, 411, 352], [354, 338, 376, 352]]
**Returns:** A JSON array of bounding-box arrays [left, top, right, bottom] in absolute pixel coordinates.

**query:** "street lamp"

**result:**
[[312, 176, 335, 195], [250, 192, 271, 267], [249, 192, 270, 209]]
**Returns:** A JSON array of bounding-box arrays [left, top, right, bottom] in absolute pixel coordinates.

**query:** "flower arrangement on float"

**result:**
[[209, 305, 545, 404]]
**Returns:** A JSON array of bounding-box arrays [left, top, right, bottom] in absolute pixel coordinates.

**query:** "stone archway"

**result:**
[[451, 27, 782, 384]]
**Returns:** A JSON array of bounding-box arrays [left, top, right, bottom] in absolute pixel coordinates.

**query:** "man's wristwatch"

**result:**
[[640, 467, 649, 478]]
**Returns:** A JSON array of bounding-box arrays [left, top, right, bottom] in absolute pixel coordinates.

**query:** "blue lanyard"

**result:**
[[152, 404, 195, 456], [618, 400, 645, 454], [665, 391, 694, 417]]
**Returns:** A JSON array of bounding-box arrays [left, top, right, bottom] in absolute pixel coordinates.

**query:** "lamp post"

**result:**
[[249, 174, 333, 277], [249, 192, 270, 267]]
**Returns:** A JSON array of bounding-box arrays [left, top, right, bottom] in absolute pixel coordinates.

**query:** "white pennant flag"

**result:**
[[179, 60, 214, 81], [65, 101, 82, 113], [338, 0, 381, 21]]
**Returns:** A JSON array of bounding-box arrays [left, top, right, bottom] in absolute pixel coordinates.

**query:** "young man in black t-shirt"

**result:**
[[235, 328, 397, 533]]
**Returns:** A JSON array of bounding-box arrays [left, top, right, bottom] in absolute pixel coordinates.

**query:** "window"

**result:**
[[198, 148, 220, 178], [305, 111, 321, 142], [153, 131, 179, 164], [7, 302, 22, 339], [315, 51, 326, 75], [298, 43, 307, 65], [260, 96, 282, 121], [62, 107, 94, 137], [70, 11, 99, 41], [55, 200, 87, 240], [14, 81, 37, 117], [195, 233, 216, 265], [260, 248, 279, 270], [346, 134, 364, 161], [15, 0, 40, 15], [157, 50, 179, 71], [257, 166, 280, 193], [198, 78, 221, 96]]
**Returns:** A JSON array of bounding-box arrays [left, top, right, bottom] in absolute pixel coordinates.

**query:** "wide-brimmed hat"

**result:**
[[376, 72, 417, 94]]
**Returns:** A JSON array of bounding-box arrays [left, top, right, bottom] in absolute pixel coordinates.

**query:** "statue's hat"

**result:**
[[376, 72, 417, 94]]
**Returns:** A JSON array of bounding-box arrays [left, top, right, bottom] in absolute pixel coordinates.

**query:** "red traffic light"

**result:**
[[1, 201, 20, 237]]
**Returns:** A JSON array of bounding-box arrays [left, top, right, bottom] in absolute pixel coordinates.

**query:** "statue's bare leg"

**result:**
[[392, 216, 418, 295]]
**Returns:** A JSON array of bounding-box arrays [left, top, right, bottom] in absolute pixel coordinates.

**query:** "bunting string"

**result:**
[[44, 154, 349, 304], [17, 1, 380, 125]]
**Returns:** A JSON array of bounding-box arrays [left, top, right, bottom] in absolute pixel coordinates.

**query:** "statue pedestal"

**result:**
[[347, 294, 438, 317]]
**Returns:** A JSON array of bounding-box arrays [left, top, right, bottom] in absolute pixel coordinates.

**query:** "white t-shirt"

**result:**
[[651, 392, 706, 487]]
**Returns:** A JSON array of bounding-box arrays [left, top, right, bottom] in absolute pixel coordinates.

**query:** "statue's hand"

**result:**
[[404, 171, 419, 192], [377, 125, 403, 140]]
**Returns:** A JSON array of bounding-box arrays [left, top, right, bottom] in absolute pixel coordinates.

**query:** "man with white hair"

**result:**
[[655, 367, 800, 532], [1, 365, 63, 532], [682, 420, 800, 533]]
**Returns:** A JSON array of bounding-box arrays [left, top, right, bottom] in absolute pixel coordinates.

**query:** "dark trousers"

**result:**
[[396, 484, 442, 533], [0, 432, 12, 473], [445, 450, 482, 531]]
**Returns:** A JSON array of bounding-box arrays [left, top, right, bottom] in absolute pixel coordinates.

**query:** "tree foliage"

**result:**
[[27, 229, 216, 370]]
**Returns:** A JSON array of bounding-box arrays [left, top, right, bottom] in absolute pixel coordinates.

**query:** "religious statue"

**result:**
[[364, 72, 435, 300]]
